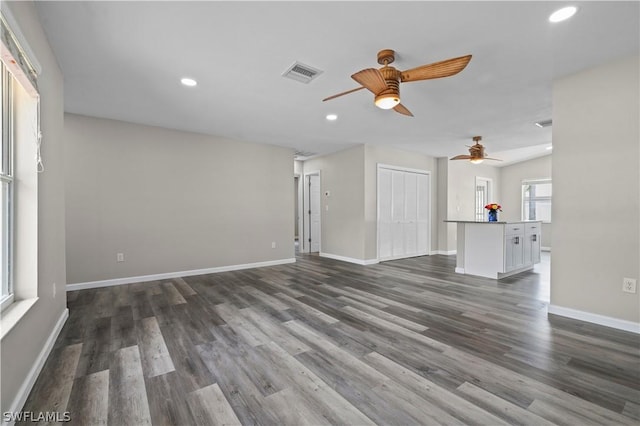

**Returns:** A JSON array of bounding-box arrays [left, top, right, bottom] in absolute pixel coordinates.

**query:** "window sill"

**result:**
[[0, 297, 38, 340]]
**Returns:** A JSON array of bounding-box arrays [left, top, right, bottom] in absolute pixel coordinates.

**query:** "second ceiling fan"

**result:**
[[323, 49, 472, 117], [450, 136, 502, 164]]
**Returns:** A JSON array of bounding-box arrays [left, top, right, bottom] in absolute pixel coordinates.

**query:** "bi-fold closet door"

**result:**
[[378, 167, 430, 261]]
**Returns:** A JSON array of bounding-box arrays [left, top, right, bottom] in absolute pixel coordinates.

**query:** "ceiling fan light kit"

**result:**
[[375, 93, 400, 109], [323, 49, 471, 117], [450, 136, 502, 164]]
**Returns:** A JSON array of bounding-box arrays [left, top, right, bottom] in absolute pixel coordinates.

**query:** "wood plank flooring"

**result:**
[[21, 253, 640, 425]]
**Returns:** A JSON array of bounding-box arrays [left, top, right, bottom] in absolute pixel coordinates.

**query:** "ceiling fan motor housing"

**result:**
[[375, 67, 401, 108]]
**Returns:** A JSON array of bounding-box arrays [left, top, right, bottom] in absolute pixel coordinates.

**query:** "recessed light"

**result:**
[[181, 77, 197, 87], [326, 114, 338, 121], [549, 6, 577, 23]]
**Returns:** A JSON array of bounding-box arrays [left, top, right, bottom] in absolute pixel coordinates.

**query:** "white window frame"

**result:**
[[1, 61, 14, 311], [522, 178, 552, 223]]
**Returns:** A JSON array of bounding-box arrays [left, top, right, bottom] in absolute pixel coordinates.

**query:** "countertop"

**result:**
[[444, 220, 542, 224]]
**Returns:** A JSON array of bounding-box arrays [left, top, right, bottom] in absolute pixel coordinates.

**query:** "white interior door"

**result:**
[[417, 173, 430, 253], [378, 166, 430, 261], [404, 172, 418, 256], [307, 174, 321, 253], [391, 171, 405, 257]]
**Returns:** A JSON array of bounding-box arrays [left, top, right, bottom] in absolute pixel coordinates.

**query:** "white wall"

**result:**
[[552, 55, 639, 324], [499, 155, 552, 248], [65, 114, 294, 284], [303, 146, 365, 260], [1, 0, 67, 413]]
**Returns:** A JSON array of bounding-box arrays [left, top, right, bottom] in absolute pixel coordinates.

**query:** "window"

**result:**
[[0, 62, 14, 310], [522, 179, 552, 222]]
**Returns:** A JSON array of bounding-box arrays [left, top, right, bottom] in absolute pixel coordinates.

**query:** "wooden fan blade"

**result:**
[[322, 86, 366, 102], [484, 157, 502, 161], [450, 155, 472, 160], [393, 103, 414, 117], [351, 68, 388, 94], [400, 55, 472, 83]]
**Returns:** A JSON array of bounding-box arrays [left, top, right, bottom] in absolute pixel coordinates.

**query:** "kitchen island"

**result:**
[[445, 220, 542, 279]]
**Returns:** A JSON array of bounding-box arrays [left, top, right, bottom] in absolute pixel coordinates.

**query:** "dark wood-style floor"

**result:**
[[21, 253, 639, 425]]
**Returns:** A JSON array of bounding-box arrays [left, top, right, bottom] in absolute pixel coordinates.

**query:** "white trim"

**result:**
[[319, 252, 378, 266], [0, 5, 43, 74], [294, 173, 303, 243], [455, 267, 465, 274], [0, 297, 37, 340], [541, 246, 551, 252], [302, 170, 321, 254], [433, 250, 457, 256], [377, 163, 431, 175], [548, 304, 640, 334], [66, 258, 296, 291], [4, 308, 68, 425], [376, 164, 432, 262]]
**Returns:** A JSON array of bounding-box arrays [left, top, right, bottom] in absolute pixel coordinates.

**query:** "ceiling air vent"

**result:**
[[282, 62, 323, 84], [535, 119, 552, 128]]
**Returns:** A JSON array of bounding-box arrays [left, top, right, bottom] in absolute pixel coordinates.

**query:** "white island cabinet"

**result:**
[[445, 221, 542, 279]]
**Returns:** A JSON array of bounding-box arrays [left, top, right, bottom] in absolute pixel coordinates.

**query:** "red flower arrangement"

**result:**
[[485, 203, 502, 212]]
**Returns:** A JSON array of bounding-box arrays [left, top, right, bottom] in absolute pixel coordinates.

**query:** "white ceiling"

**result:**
[[35, 1, 639, 165]]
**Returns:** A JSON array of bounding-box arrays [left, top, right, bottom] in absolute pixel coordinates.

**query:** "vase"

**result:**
[[488, 209, 498, 222]]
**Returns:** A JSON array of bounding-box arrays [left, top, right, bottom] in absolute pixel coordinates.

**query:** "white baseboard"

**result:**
[[5, 308, 69, 425], [548, 304, 640, 334], [319, 252, 379, 266], [455, 267, 465, 274], [541, 246, 551, 252], [433, 250, 456, 255], [66, 258, 297, 291]]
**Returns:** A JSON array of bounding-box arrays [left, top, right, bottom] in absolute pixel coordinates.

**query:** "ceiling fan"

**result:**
[[323, 49, 472, 117], [450, 136, 502, 164]]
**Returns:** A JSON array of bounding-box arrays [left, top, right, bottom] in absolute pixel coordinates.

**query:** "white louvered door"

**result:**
[[378, 166, 430, 261]]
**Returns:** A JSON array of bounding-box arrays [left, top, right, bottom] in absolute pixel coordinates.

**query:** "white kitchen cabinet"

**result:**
[[504, 224, 525, 272], [524, 222, 541, 265], [446, 220, 542, 279]]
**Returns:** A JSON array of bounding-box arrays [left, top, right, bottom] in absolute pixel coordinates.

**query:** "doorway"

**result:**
[[303, 171, 321, 253], [475, 177, 493, 221]]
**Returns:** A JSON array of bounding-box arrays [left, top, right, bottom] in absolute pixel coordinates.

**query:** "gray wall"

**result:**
[[499, 155, 552, 248], [303, 146, 366, 260], [302, 144, 439, 262], [552, 55, 639, 323], [1, 0, 67, 413], [438, 160, 502, 253], [436, 158, 451, 253], [65, 114, 294, 284]]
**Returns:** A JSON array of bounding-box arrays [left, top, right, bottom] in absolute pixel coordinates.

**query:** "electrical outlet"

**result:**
[[117, 252, 125, 262], [271, 242, 276, 249], [622, 277, 637, 293]]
